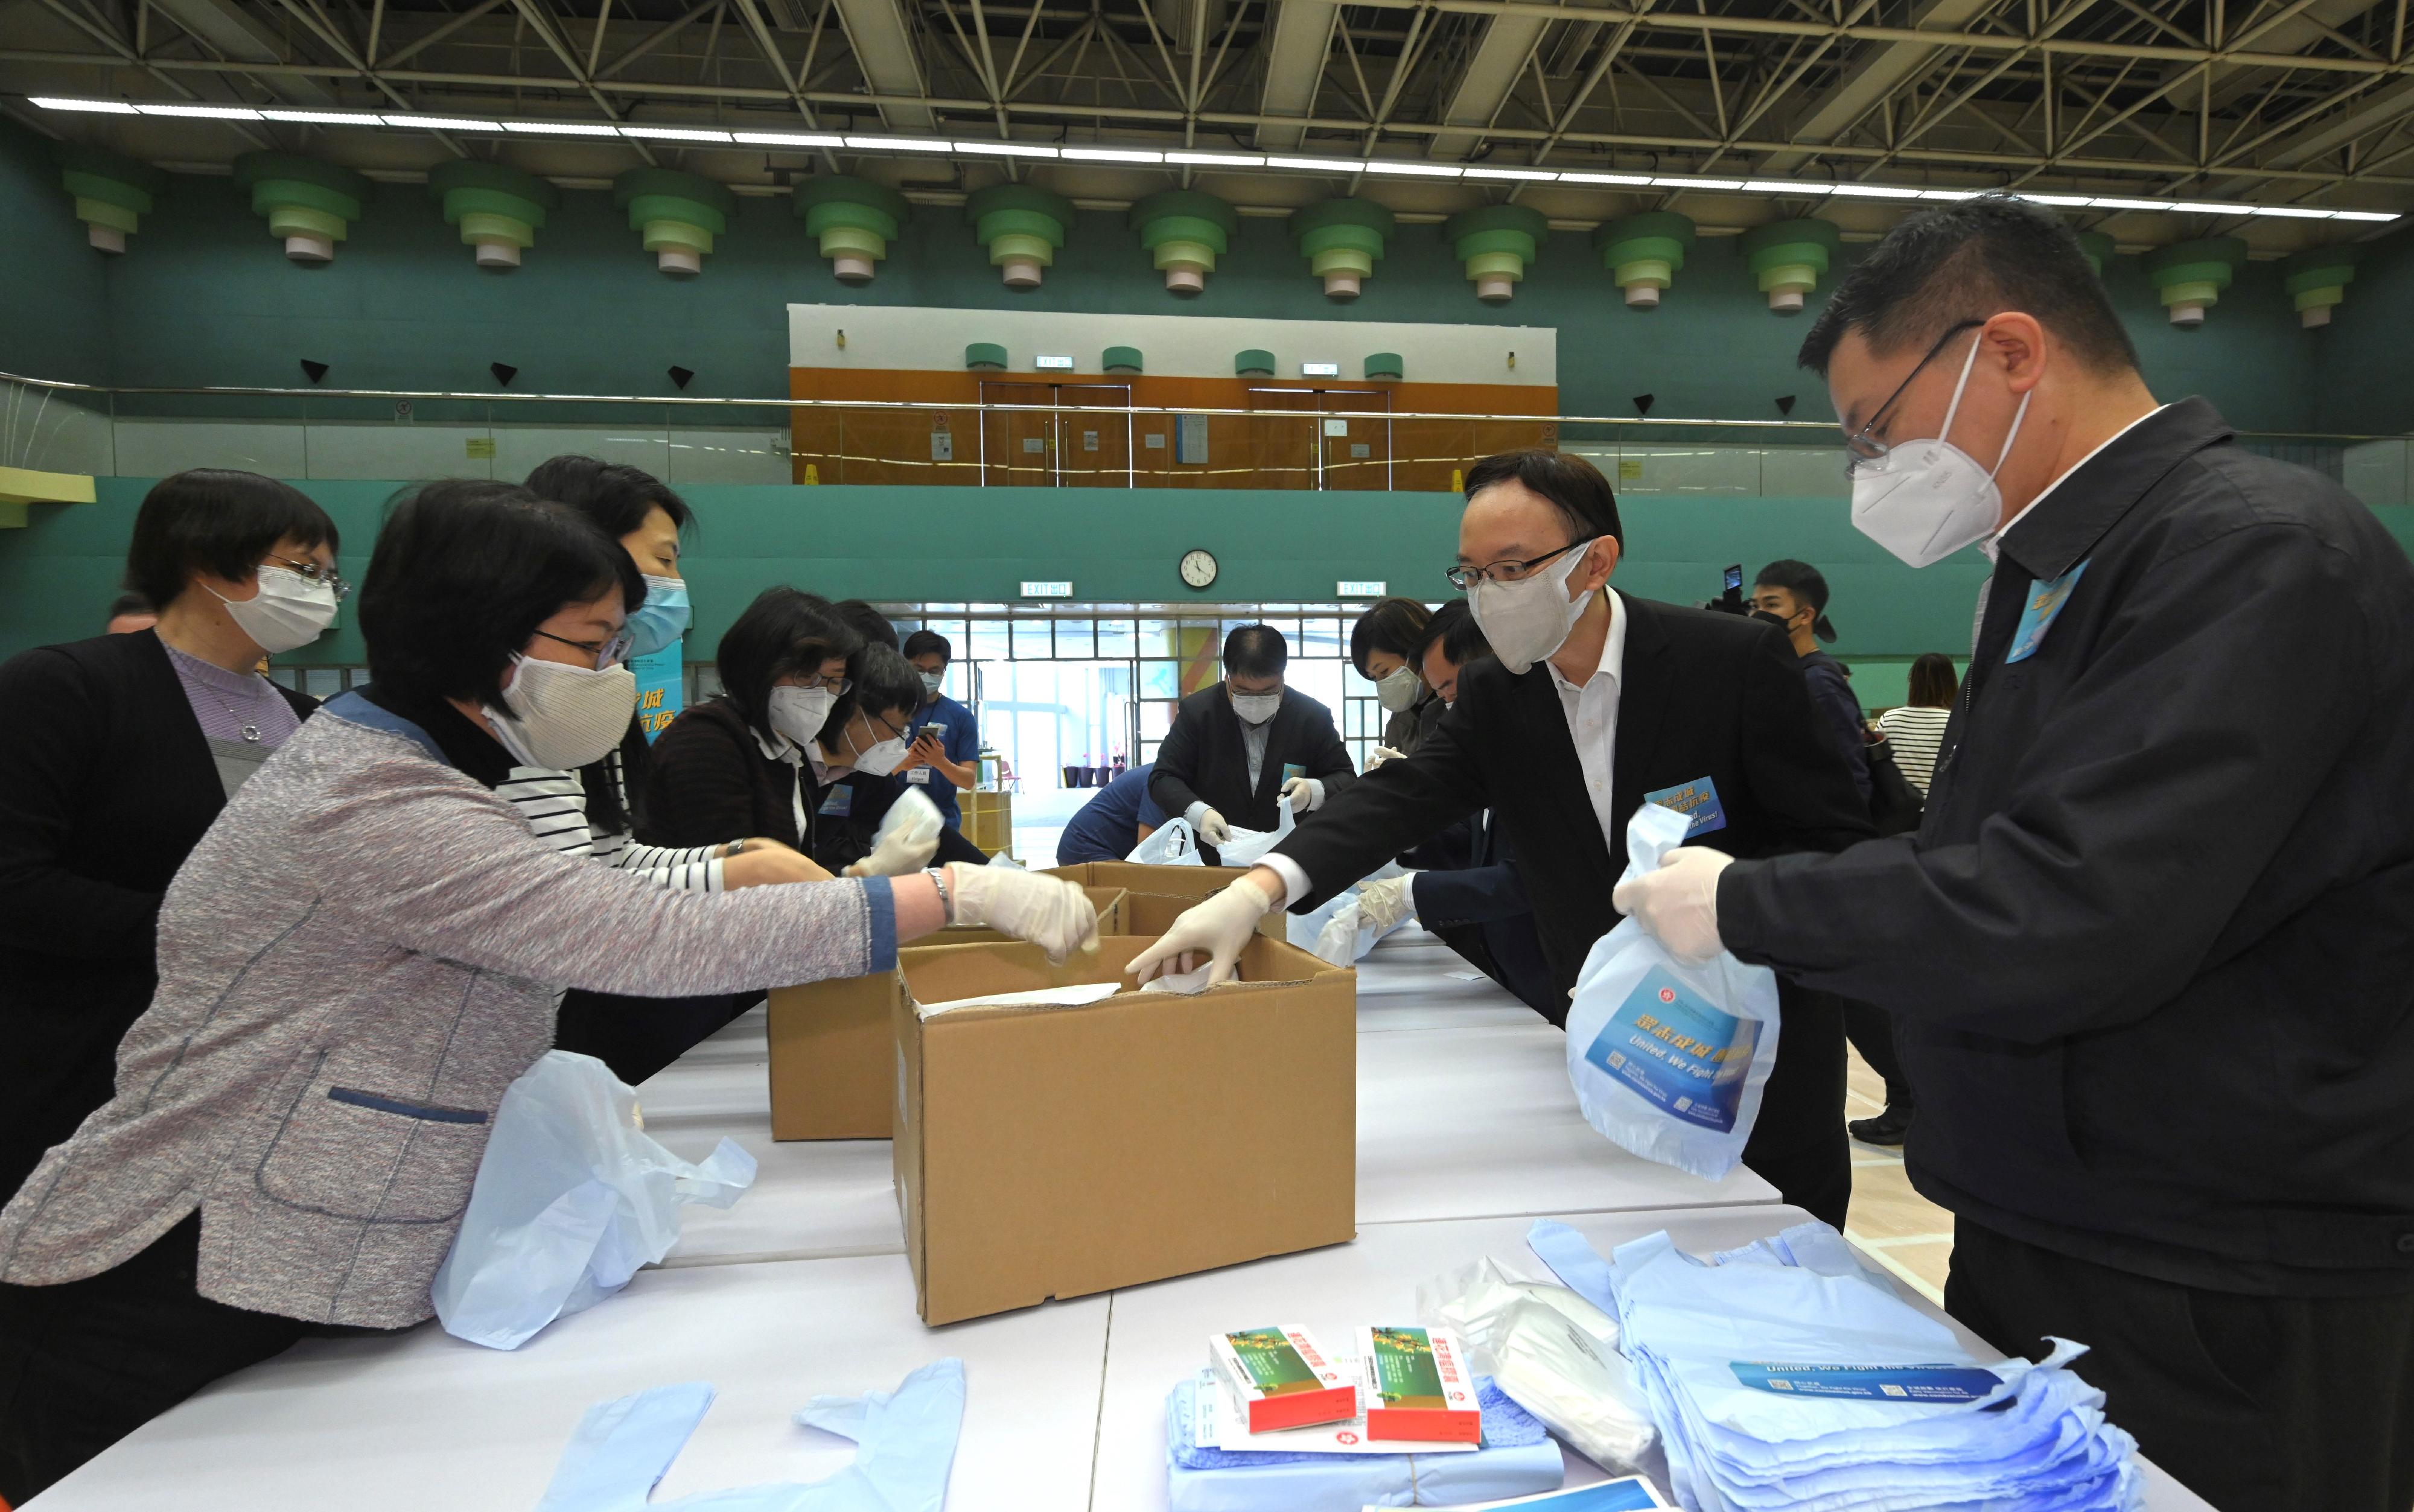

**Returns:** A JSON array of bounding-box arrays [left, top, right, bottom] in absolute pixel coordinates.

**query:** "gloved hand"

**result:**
[[1355, 872, 1418, 933], [1196, 808, 1233, 847], [945, 863, 1100, 965], [1280, 777, 1323, 813], [1365, 745, 1405, 772], [1127, 877, 1272, 988], [845, 789, 943, 878], [1609, 845, 1735, 965], [844, 823, 940, 877]]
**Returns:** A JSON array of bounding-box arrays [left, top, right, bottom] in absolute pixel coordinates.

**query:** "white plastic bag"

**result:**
[[432, 1051, 756, 1350], [1416, 1259, 1658, 1474], [1127, 816, 1202, 866], [1564, 804, 1780, 1181], [1214, 798, 1295, 867], [874, 785, 942, 853]]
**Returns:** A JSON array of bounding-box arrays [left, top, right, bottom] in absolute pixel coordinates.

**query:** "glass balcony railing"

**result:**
[[2, 372, 2406, 503]]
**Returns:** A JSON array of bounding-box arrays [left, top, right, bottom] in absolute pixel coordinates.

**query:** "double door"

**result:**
[[980, 383, 1134, 487]]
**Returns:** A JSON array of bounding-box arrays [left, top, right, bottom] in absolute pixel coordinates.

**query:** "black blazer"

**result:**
[[1277, 594, 1873, 1003], [0, 630, 314, 1199], [639, 696, 810, 854], [1149, 685, 1356, 864]]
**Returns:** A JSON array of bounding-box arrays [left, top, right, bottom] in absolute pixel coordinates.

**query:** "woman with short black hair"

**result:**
[[1349, 596, 1440, 764], [803, 644, 990, 876], [642, 586, 864, 856], [0, 468, 339, 1207], [0, 480, 1097, 1502]]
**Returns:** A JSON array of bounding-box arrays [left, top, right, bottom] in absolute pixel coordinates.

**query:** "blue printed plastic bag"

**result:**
[[432, 1050, 756, 1350], [1564, 804, 1780, 1181]]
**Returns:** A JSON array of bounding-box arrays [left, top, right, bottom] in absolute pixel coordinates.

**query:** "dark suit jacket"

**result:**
[[1403, 811, 1559, 1021], [1149, 684, 1355, 865], [0, 630, 315, 1199], [804, 767, 987, 874], [1277, 593, 1873, 1004]]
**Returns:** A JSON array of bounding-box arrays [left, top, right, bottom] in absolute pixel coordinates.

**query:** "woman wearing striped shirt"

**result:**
[[1874, 653, 1958, 799], [519, 457, 826, 1084]]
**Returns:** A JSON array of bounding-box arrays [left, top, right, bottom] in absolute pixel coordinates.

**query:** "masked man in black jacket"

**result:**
[[1614, 195, 2414, 1512], [1131, 448, 1874, 1229]]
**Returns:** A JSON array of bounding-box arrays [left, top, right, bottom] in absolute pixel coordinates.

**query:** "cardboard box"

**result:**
[[1212, 1325, 1358, 1432], [765, 885, 1126, 1140], [1359, 1326, 1483, 1443], [894, 933, 1356, 1325]]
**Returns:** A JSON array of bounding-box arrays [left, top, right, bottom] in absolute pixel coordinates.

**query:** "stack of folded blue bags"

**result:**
[[1529, 1220, 2144, 1512]]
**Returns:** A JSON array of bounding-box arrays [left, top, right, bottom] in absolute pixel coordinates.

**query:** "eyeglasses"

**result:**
[[533, 627, 636, 670], [264, 554, 351, 602], [1842, 319, 1985, 478], [786, 670, 853, 695], [1445, 536, 1596, 591], [866, 710, 911, 743]]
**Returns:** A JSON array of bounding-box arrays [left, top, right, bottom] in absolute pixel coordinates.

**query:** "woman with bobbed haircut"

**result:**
[[0, 481, 1098, 1502], [643, 586, 864, 857], [0, 468, 339, 1210], [797, 641, 991, 877], [1349, 596, 1441, 763]]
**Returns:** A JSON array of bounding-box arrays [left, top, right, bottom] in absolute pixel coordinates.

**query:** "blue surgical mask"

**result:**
[[625, 575, 691, 660]]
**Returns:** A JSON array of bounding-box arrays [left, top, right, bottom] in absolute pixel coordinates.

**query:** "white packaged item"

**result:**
[[1418, 1259, 1657, 1476], [1564, 803, 1780, 1180], [1214, 798, 1296, 866]]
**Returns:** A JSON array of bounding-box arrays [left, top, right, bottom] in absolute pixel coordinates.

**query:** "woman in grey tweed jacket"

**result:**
[[0, 481, 1096, 1502]]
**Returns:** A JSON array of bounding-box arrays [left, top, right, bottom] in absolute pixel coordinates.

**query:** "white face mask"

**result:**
[[919, 670, 945, 695], [849, 719, 910, 777], [766, 685, 836, 750], [1850, 334, 2031, 569], [208, 565, 337, 655], [1229, 690, 1282, 726], [1374, 667, 1421, 714], [1470, 542, 1597, 676], [485, 653, 637, 770]]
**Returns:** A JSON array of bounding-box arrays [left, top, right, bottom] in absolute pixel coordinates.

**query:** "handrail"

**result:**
[[2, 370, 2404, 443]]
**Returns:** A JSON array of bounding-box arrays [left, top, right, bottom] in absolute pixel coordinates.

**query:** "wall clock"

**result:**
[[1179, 548, 1218, 589]]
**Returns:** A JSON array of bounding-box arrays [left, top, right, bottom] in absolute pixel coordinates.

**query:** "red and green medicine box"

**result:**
[[1360, 1325, 1483, 1443], [1211, 1324, 1358, 1432]]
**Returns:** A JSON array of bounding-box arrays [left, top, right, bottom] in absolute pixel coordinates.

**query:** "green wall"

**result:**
[[0, 122, 110, 385], [2311, 224, 2414, 435], [0, 116, 2363, 434]]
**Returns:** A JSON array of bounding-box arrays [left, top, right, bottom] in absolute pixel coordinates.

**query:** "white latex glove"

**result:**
[[1365, 745, 1405, 772], [845, 836, 934, 878], [1355, 871, 1418, 933], [1608, 845, 1736, 966], [946, 863, 1100, 965], [1126, 877, 1272, 988], [1196, 808, 1233, 846], [1281, 777, 1323, 814]]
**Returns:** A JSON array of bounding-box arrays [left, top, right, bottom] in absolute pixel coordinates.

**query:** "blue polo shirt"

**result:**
[[1055, 763, 1167, 865], [900, 691, 980, 827]]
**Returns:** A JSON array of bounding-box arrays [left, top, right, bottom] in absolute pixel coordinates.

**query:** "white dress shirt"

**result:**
[[1260, 589, 1625, 906]]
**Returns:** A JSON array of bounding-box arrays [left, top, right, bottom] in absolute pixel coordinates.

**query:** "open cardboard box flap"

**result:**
[[895, 933, 1356, 1325]]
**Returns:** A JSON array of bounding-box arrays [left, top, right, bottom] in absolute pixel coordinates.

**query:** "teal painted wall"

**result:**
[[2311, 224, 2414, 435], [0, 116, 2360, 434], [0, 122, 110, 386]]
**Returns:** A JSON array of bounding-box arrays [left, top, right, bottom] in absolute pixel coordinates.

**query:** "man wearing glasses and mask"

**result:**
[[1131, 447, 1874, 1228], [1608, 195, 2414, 1508]]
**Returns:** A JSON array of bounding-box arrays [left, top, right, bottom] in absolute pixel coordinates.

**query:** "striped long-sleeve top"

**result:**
[[497, 749, 725, 892]]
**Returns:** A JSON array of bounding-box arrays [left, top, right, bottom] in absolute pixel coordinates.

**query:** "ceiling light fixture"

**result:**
[[261, 109, 386, 125], [849, 135, 951, 151], [733, 131, 845, 147], [136, 103, 263, 119], [505, 119, 620, 136], [1362, 160, 1464, 177], [1063, 146, 1164, 162], [620, 125, 732, 141], [955, 141, 1059, 157], [383, 114, 505, 130], [31, 96, 136, 113]]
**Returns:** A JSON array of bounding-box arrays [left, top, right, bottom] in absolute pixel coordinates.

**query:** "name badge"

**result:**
[[906, 767, 931, 784], [1281, 762, 1305, 784], [2005, 560, 2088, 665], [1641, 777, 1727, 837], [817, 786, 854, 818]]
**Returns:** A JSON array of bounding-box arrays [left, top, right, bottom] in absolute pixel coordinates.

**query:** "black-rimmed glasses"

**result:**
[[534, 628, 637, 670], [1445, 536, 1597, 591], [1842, 319, 1986, 478]]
